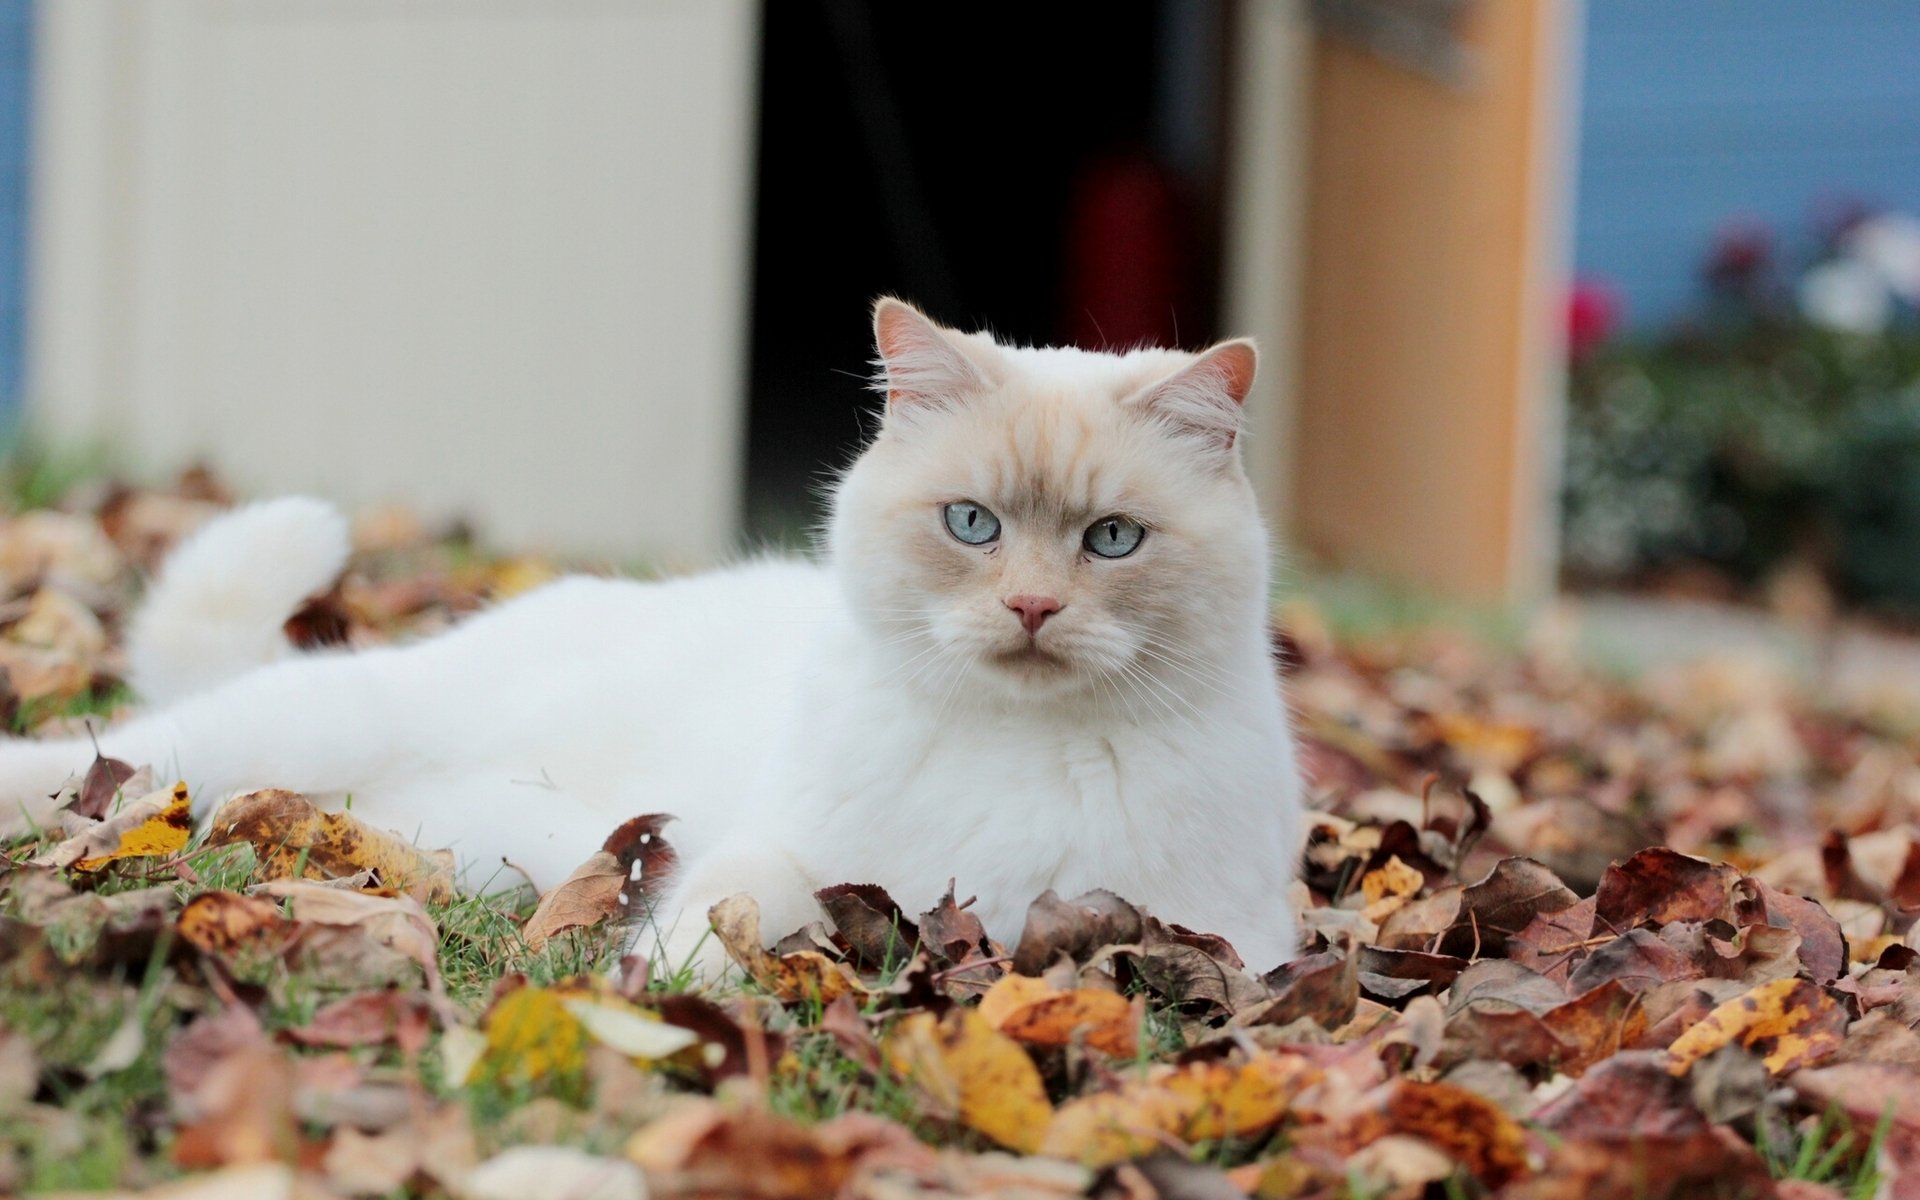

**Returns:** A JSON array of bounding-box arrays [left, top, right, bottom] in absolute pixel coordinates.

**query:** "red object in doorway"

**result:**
[[1061, 153, 1188, 351]]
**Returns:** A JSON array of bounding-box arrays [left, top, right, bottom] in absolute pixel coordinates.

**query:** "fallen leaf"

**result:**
[[207, 789, 454, 902], [70, 751, 139, 821], [1664, 977, 1847, 1076], [1383, 1080, 1530, 1187], [170, 1044, 302, 1169], [522, 851, 624, 952], [817, 882, 920, 970], [887, 1007, 1052, 1152], [1011, 889, 1145, 976], [1530, 1050, 1708, 1138], [1237, 949, 1359, 1030], [977, 973, 1140, 1057], [472, 985, 591, 1089], [1042, 1053, 1317, 1166], [708, 892, 869, 1003], [256, 880, 452, 1018], [32, 780, 192, 871], [1593, 848, 1742, 933], [626, 1100, 929, 1198], [177, 891, 299, 964], [285, 990, 433, 1053], [560, 996, 700, 1060], [917, 881, 992, 968], [465, 1145, 646, 1200]]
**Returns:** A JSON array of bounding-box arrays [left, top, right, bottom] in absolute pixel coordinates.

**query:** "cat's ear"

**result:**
[[1131, 339, 1258, 453], [872, 298, 990, 410]]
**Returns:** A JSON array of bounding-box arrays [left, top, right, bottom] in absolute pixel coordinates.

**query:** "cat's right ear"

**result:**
[[872, 298, 988, 410]]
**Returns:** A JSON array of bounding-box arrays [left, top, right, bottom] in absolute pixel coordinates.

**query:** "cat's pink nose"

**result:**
[[1005, 594, 1062, 635]]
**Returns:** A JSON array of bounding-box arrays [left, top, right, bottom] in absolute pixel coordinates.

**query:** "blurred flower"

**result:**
[[1567, 278, 1622, 359], [1799, 260, 1891, 334], [1798, 258, 1892, 334], [1846, 212, 1920, 305], [1703, 218, 1773, 294]]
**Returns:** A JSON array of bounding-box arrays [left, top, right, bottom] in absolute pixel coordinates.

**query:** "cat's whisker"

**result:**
[[1133, 641, 1235, 702], [1117, 658, 1202, 736]]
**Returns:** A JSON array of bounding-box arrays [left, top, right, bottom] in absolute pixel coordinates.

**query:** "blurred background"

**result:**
[[1, 0, 1919, 633]]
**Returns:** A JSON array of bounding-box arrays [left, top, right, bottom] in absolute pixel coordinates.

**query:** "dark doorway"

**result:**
[[743, 1, 1232, 541]]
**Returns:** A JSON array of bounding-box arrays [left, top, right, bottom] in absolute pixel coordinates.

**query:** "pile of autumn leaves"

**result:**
[[6, 476, 1920, 1199]]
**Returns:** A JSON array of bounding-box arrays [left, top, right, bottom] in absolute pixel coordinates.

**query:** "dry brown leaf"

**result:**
[[255, 880, 452, 1018], [176, 891, 299, 963], [708, 892, 869, 1003], [169, 1044, 302, 1169], [9, 586, 109, 657], [522, 850, 624, 952], [207, 789, 454, 902]]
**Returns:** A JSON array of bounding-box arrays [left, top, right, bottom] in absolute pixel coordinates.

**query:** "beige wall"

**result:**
[[1288, 0, 1574, 601], [30, 0, 760, 563]]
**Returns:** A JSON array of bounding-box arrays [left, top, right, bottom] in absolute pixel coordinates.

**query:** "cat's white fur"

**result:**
[[0, 301, 1304, 975]]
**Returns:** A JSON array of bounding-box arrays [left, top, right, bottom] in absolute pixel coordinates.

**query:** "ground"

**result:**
[[4, 470, 1920, 1199]]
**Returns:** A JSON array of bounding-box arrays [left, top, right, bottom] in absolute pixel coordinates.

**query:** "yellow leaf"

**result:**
[[1164, 1054, 1317, 1142], [1361, 854, 1426, 923], [492, 558, 558, 599], [473, 987, 590, 1088], [1362, 855, 1423, 904], [1665, 977, 1847, 1076], [886, 1008, 1052, 1153], [1043, 1087, 1191, 1166], [1042, 1053, 1319, 1166], [206, 789, 455, 903], [33, 781, 192, 871], [1428, 712, 1537, 773], [977, 974, 1056, 1028]]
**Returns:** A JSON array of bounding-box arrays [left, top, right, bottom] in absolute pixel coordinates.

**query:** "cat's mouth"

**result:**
[[988, 642, 1071, 672]]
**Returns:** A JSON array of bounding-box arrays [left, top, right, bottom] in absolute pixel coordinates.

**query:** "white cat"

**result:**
[[0, 300, 1305, 975]]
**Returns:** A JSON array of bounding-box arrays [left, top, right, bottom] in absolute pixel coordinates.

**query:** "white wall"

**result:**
[[30, 0, 759, 563]]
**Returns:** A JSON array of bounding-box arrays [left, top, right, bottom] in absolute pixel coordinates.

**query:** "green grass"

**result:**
[[0, 441, 115, 513], [1284, 567, 1528, 650], [1761, 1101, 1892, 1199], [11, 685, 135, 736]]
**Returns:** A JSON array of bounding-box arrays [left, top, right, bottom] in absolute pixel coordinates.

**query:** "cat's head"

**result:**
[[828, 299, 1272, 709]]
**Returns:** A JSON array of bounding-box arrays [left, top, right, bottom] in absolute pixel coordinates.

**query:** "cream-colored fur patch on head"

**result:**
[[830, 300, 1271, 709]]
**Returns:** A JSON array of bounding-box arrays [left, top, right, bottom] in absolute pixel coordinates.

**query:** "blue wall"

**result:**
[[1575, 0, 1920, 328], [0, 0, 27, 410]]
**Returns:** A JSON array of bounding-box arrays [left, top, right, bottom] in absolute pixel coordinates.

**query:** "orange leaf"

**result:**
[[978, 973, 1140, 1057]]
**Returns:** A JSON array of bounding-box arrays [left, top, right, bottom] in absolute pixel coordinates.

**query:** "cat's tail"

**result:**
[[126, 496, 351, 704]]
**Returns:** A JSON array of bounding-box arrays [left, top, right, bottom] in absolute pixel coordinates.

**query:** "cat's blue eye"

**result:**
[[1084, 515, 1146, 559], [943, 501, 1001, 546]]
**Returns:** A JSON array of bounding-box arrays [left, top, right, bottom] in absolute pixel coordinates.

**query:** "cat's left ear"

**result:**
[[1132, 339, 1258, 453]]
